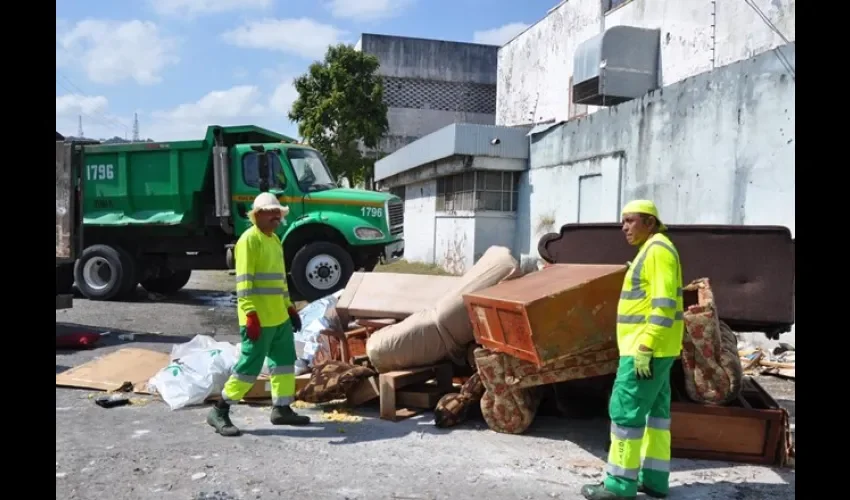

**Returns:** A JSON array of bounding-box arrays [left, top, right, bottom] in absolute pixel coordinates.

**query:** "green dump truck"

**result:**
[[60, 125, 405, 302]]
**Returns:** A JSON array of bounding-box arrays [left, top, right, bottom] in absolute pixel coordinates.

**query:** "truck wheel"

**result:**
[[115, 247, 139, 298], [74, 244, 134, 301], [56, 264, 75, 295], [225, 246, 235, 269], [140, 270, 192, 295], [290, 241, 354, 302]]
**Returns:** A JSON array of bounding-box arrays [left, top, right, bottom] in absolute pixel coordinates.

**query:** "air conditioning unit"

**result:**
[[572, 26, 661, 107]]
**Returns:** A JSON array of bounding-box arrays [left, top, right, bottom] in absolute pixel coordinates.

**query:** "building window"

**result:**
[[436, 171, 519, 213], [568, 76, 589, 119], [603, 0, 632, 13]]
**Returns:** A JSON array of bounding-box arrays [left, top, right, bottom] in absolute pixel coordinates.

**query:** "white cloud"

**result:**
[[326, 0, 414, 21], [153, 85, 266, 122], [56, 19, 179, 86], [56, 94, 108, 117], [472, 22, 530, 46], [149, 0, 273, 17], [222, 18, 347, 60], [269, 80, 298, 115], [145, 85, 298, 140]]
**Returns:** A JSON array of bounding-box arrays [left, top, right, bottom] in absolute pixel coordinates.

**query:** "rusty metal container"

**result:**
[[464, 264, 626, 367]]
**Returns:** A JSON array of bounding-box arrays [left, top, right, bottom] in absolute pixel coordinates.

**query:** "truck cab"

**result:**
[[224, 139, 404, 300]]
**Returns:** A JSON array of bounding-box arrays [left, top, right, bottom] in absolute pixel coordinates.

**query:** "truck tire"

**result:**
[[140, 270, 192, 295], [56, 264, 75, 295], [225, 246, 235, 269], [290, 241, 354, 302], [74, 244, 135, 301], [115, 246, 139, 298]]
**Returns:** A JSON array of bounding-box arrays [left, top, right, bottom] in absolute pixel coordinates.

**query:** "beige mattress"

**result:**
[[336, 272, 461, 323]]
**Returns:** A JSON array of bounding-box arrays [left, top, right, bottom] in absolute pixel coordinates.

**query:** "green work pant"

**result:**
[[604, 356, 676, 497], [221, 320, 297, 407]]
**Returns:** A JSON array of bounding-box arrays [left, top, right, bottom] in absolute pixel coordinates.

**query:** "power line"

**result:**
[[742, 0, 795, 80], [56, 72, 132, 137]]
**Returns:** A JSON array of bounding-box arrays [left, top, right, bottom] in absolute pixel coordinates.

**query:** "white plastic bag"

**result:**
[[148, 335, 239, 410], [294, 290, 343, 366]]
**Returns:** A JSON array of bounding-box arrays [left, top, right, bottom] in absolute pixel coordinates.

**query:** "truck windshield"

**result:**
[[286, 148, 337, 193]]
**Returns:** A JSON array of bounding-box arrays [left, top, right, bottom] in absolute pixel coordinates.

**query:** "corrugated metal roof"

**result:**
[[374, 123, 530, 181]]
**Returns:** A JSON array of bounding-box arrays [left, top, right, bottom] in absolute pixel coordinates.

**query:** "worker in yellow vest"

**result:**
[[207, 192, 310, 437], [582, 200, 684, 500]]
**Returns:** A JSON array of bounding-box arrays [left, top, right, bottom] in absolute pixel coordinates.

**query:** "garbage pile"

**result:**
[[54, 242, 794, 466], [739, 342, 795, 379]]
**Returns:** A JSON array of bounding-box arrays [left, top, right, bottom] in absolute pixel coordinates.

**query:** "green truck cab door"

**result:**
[[230, 147, 300, 238]]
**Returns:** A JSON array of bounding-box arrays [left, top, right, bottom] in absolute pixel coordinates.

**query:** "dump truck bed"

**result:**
[[81, 125, 296, 228]]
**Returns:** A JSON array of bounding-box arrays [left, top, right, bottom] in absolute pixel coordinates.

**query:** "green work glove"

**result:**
[[634, 347, 653, 380]]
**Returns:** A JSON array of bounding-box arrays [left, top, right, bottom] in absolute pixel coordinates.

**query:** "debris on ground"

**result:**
[[56, 348, 170, 393], [320, 408, 363, 423], [95, 393, 131, 408], [739, 342, 795, 379], [56, 331, 102, 350]]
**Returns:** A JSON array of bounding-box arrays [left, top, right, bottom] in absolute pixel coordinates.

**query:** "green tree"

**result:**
[[289, 44, 389, 188]]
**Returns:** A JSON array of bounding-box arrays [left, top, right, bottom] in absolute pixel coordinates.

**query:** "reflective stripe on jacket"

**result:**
[[234, 226, 291, 327], [616, 232, 684, 357]]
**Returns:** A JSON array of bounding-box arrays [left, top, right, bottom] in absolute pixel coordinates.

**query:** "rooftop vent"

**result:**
[[572, 26, 660, 107]]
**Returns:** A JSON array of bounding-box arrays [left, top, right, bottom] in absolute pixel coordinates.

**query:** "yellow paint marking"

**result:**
[[231, 195, 383, 207]]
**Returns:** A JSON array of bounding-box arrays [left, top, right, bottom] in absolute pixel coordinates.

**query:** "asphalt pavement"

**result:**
[[56, 271, 795, 500]]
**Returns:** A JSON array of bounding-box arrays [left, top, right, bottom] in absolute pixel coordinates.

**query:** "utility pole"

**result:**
[[77, 115, 84, 138], [132, 112, 140, 142]]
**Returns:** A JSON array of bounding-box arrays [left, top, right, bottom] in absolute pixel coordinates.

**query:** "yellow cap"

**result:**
[[621, 200, 667, 232]]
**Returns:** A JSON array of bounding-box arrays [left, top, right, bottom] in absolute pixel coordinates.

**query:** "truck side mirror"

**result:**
[[258, 153, 270, 193]]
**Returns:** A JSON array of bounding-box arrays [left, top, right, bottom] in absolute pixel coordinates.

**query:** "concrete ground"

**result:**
[[56, 271, 795, 500]]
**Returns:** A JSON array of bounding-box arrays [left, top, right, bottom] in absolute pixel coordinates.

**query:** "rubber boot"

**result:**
[[580, 483, 636, 500], [638, 484, 667, 499], [270, 406, 310, 426], [206, 405, 241, 437]]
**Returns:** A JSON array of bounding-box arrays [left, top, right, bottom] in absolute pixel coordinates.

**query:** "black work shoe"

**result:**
[[638, 484, 667, 498], [580, 483, 636, 500], [206, 406, 241, 437], [270, 406, 310, 426]]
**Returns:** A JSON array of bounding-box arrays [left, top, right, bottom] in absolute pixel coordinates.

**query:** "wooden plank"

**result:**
[[396, 384, 449, 409], [377, 363, 454, 421]]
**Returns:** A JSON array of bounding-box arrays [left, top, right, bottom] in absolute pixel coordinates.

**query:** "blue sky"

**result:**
[[56, 0, 555, 142]]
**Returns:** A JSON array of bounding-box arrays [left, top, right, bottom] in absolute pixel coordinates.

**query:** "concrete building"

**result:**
[[516, 43, 795, 260], [355, 34, 499, 156], [375, 0, 795, 274], [497, 0, 795, 126], [375, 123, 531, 273]]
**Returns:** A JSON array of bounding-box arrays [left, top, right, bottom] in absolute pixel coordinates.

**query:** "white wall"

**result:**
[[400, 186, 516, 273], [434, 214, 477, 274], [403, 180, 437, 264], [496, 0, 795, 126], [514, 43, 795, 262]]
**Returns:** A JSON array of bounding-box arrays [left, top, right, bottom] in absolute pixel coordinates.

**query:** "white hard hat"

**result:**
[[249, 192, 290, 218]]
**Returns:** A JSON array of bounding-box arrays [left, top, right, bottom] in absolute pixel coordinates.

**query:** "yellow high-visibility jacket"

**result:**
[[234, 226, 291, 327], [616, 232, 684, 357]]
